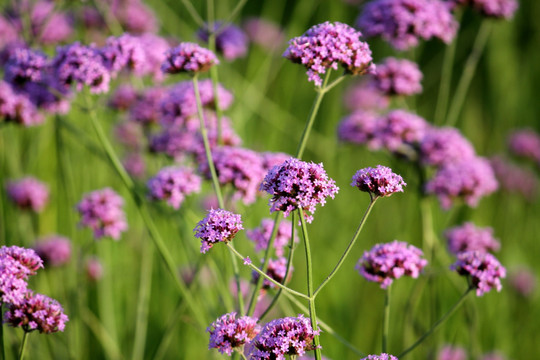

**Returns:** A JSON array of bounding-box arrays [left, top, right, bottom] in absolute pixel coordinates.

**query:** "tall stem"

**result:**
[[18, 331, 29, 360], [206, 0, 224, 144], [298, 210, 322, 360], [382, 286, 391, 354]]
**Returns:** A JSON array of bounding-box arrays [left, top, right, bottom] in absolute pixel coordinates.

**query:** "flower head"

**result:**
[[508, 129, 540, 163], [451, 251, 506, 296], [419, 127, 476, 167], [371, 109, 429, 153], [161, 42, 219, 74], [147, 166, 201, 209], [0, 246, 43, 305], [77, 188, 128, 240], [361, 354, 399, 360], [198, 22, 249, 61], [247, 218, 298, 257], [243, 18, 285, 52], [85, 257, 104, 282], [508, 267, 536, 297], [337, 110, 380, 146], [260, 158, 339, 223], [0, 81, 44, 126], [450, 0, 518, 19], [370, 57, 423, 96], [207, 312, 260, 355], [33, 235, 72, 267], [343, 81, 389, 111], [100, 33, 146, 77], [6, 177, 49, 212], [252, 257, 293, 290], [351, 165, 406, 198], [0, 246, 44, 278], [283, 21, 374, 86], [444, 222, 500, 255], [437, 345, 467, 360], [194, 209, 243, 254], [489, 156, 538, 199], [356, 240, 427, 289], [4, 47, 48, 88]]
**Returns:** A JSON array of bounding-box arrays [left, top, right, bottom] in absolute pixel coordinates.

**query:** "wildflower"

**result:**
[[252, 257, 292, 290], [356, 240, 427, 289], [108, 85, 137, 111], [489, 156, 538, 199], [419, 127, 476, 167], [370, 57, 423, 96], [343, 81, 389, 111], [138, 33, 170, 81], [283, 21, 374, 86], [128, 86, 167, 126], [194, 209, 243, 254], [0, 246, 44, 278], [33, 235, 72, 267], [207, 312, 260, 355], [444, 222, 500, 255], [29, 1, 73, 45], [356, 0, 458, 51], [337, 110, 380, 147], [508, 267, 536, 297], [361, 354, 399, 360], [260, 152, 293, 173], [5, 177, 49, 212], [451, 250, 506, 296], [437, 345, 467, 360], [4, 291, 68, 333], [247, 218, 298, 257], [147, 166, 201, 209], [243, 257, 252, 266], [0, 81, 44, 126], [249, 315, 320, 359], [450, 0, 518, 19], [123, 153, 146, 179], [85, 257, 104, 281], [0, 246, 43, 305], [4, 47, 48, 88], [198, 22, 249, 61], [100, 33, 146, 77], [371, 109, 429, 153], [508, 129, 540, 163], [351, 165, 406, 198], [114, 121, 144, 150], [243, 18, 285, 52], [161, 42, 219, 74], [260, 158, 339, 223], [112, 0, 158, 34], [76, 188, 128, 240]]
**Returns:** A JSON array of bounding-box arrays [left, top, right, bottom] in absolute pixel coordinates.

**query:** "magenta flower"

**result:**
[[480, 351, 507, 360], [28, 1, 73, 45], [371, 109, 429, 153], [260, 158, 339, 223], [33, 235, 72, 267], [450, 0, 518, 19], [243, 17, 285, 52], [249, 315, 320, 359], [198, 22, 249, 61], [356, 240, 427, 289], [128, 86, 167, 126], [343, 81, 389, 111], [437, 345, 467, 360], [283, 21, 374, 86], [207, 312, 260, 355], [361, 354, 399, 360], [0, 245, 43, 305], [370, 57, 423, 96], [451, 251, 506, 296], [6, 176, 49, 212], [77, 188, 128, 240], [100, 33, 146, 77], [4, 47, 48, 88], [508, 129, 540, 163], [138, 33, 170, 81], [419, 127, 476, 167], [444, 222, 500, 255], [85, 257, 104, 282], [194, 209, 243, 254], [147, 166, 202, 209], [161, 42, 219, 74], [337, 110, 380, 147], [508, 267, 536, 297], [122, 153, 146, 179], [489, 156, 538, 199], [0, 246, 44, 278], [351, 165, 406, 198], [247, 218, 298, 257], [108, 85, 137, 111], [0, 81, 44, 126], [252, 257, 293, 290]]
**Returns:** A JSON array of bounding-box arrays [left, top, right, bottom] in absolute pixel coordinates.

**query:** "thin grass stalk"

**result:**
[[219, 0, 249, 31], [97, 243, 118, 347], [18, 331, 29, 360], [81, 308, 122, 360], [382, 285, 391, 354], [179, 0, 205, 27]]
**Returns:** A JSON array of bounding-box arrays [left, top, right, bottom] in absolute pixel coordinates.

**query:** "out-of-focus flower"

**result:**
[[114, 121, 144, 150], [351, 165, 406, 198], [113, 0, 158, 34], [361, 354, 399, 360], [451, 250, 506, 296], [194, 209, 243, 254], [100, 33, 146, 77], [138, 33, 170, 81], [337, 110, 380, 146], [207, 312, 260, 355], [4, 48, 48, 89], [480, 351, 508, 360], [508, 129, 540, 164], [343, 81, 390, 111], [371, 109, 429, 154], [85, 257, 104, 281], [122, 152, 146, 178], [444, 222, 500, 255], [77, 188, 128, 240], [243, 17, 285, 52], [419, 127, 476, 167], [247, 218, 298, 257], [161, 42, 219, 74], [437, 345, 467, 360], [508, 267, 536, 297], [128, 86, 167, 126], [33, 235, 72, 267], [198, 22, 249, 60], [6, 177, 49, 212], [109, 85, 137, 111], [489, 156, 538, 199], [252, 257, 292, 290], [147, 166, 201, 209], [450, 0, 518, 19], [370, 57, 423, 96], [0, 81, 44, 126]]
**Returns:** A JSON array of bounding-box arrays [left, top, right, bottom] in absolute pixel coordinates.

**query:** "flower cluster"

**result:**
[[0, 80, 44, 126], [370, 57, 423, 96], [351, 165, 406, 198], [147, 166, 202, 209], [194, 209, 243, 254], [33, 235, 72, 267], [356, 240, 428, 289], [76, 188, 128, 240], [198, 22, 249, 61], [437, 345, 467, 360], [361, 354, 399, 360], [243, 17, 285, 52], [161, 42, 219, 74], [451, 251, 506, 296], [4, 47, 48, 87], [508, 129, 540, 164], [260, 158, 339, 223], [444, 222, 500, 255], [337, 109, 380, 146], [343, 80, 390, 111], [247, 218, 298, 256], [450, 0, 518, 19], [100, 33, 146, 77], [207, 312, 260, 355], [419, 127, 476, 167], [370, 110, 429, 153], [5, 176, 49, 212], [508, 267, 536, 297], [490, 156, 538, 199], [249, 315, 320, 359], [0, 246, 43, 305], [283, 21, 374, 86], [252, 257, 292, 290]]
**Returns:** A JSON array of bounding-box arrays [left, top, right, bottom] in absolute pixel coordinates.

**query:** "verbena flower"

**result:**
[[371, 109, 429, 153], [489, 156, 538, 199], [508, 267, 536, 297], [123, 153, 146, 179], [249, 315, 320, 359], [361, 354, 399, 360], [437, 345, 467, 360], [111, 0, 158, 34], [450, 0, 518, 19], [76, 188, 128, 240], [108, 85, 137, 111], [337, 110, 380, 146], [114, 121, 144, 150], [243, 17, 285, 52], [351, 165, 406, 198], [0, 246, 44, 278], [261, 152, 293, 173], [194, 209, 243, 254], [85, 257, 103, 282], [138, 33, 170, 81], [247, 218, 298, 257], [128, 86, 167, 126], [100, 33, 146, 77], [370, 57, 423, 96], [198, 22, 249, 61], [4, 47, 48, 88], [207, 312, 260, 355], [252, 257, 293, 290], [147, 166, 201, 209], [283, 21, 374, 86], [4, 291, 68, 333], [508, 129, 540, 164], [356, 240, 427, 289], [444, 222, 500, 255], [33, 235, 72, 267], [480, 351, 507, 360], [161, 42, 219, 74], [5, 177, 49, 212], [0, 246, 42, 305], [0, 81, 44, 126], [260, 158, 339, 223], [451, 250, 506, 296], [343, 80, 389, 111], [356, 0, 458, 51], [29, 1, 73, 45], [419, 127, 476, 167]]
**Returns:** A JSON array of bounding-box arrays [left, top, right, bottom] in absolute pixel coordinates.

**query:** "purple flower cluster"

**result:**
[[128, 86, 168, 126], [356, 240, 428, 289], [76, 188, 128, 240], [343, 80, 390, 111], [249, 315, 320, 359], [161, 42, 219, 74], [337, 110, 380, 146], [508, 129, 540, 164], [370, 57, 423, 96], [252, 257, 292, 290], [198, 22, 249, 61], [243, 18, 285, 52], [361, 354, 399, 360], [85, 257, 104, 282], [207, 312, 260, 355], [283, 21, 374, 86], [194, 209, 243, 254], [490, 156, 538, 199], [247, 218, 298, 256], [0, 246, 43, 305], [4, 47, 48, 87], [370, 110, 429, 153], [437, 345, 467, 360], [351, 165, 406, 198], [100, 33, 147, 77], [0, 80, 44, 126], [33, 235, 72, 267], [109, 85, 138, 111], [444, 222, 500, 255], [5, 176, 49, 212], [450, 0, 518, 19], [356, 0, 458, 51], [4, 291, 69, 333], [508, 267, 536, 297], [147, 166, 202, 209], [451, 251, 506, 296], [419, 127, 476, 167], [260, 158, 339, 223]]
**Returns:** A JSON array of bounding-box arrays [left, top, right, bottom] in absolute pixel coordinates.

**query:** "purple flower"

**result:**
[[33, 235, 72, 267], [356, 240, 427, 289], [0, 246, 44, 278], [356, 0, 458, 51], [252, 257, 293, 290], [247, 218, 298, 257], [260, 158, 339, 223], [128, 86, 168, 126], [114, 121, 144, 150], [261, 152, 294, 173], [450, 0, 518, 19], [451, 250, 506, 296], [4, 291, 68, 333], [361, 354, 399, 360], [29, 1, 73, 45], [112, 0, 158, 34], [0, 81, 44, 126], [100, 33, 146, 77], [425, 157, 498, 209], [489, 156, 538, 199], [243, 18, 285, 52], [0, 258, 28, 305], [108, 85, 138, 111], [370, 57, 423, 96], [437, 345, 467, 360], [283, 21, 374, 86], [371, 109, 429, 153], [198, 22, 249, 61], [508, 129, 540, 164], [351, 165, 406, 198], [0, 16, 19, 49], [6, 177, 49, 212], [194, 209, 243, 254], [147, 166, 201, 209], [85, 257, 104, 282], [343, 81, 389, 111], [508, 267, 536, 297], [337, 110, 380, 146], [444, 222, 500, 255], [138, 33, 170, 81], [161, 42, 219, 74], [207, 312, 260, 355], [77, 188, 128, 240], [419, 127, 476, 167], [4, 47, 48, 88], [123, 153, 146, 179], [249, 315, 320, 359]]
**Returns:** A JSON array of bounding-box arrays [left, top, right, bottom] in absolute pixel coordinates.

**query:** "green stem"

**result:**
[[180, 0, 205, 26], [18, 331, 29, 360], [219, 0, 249, 31], [298, 210, 322, 360], [382, 285, 391, 354], [314, 196, 377, 297], [398, 288, 473, 358], [446, 21, 492, 127], [0, 303, 5, 360]]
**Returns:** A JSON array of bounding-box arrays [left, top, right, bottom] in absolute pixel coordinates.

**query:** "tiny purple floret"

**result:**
[[451, 250, 506, 296]]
